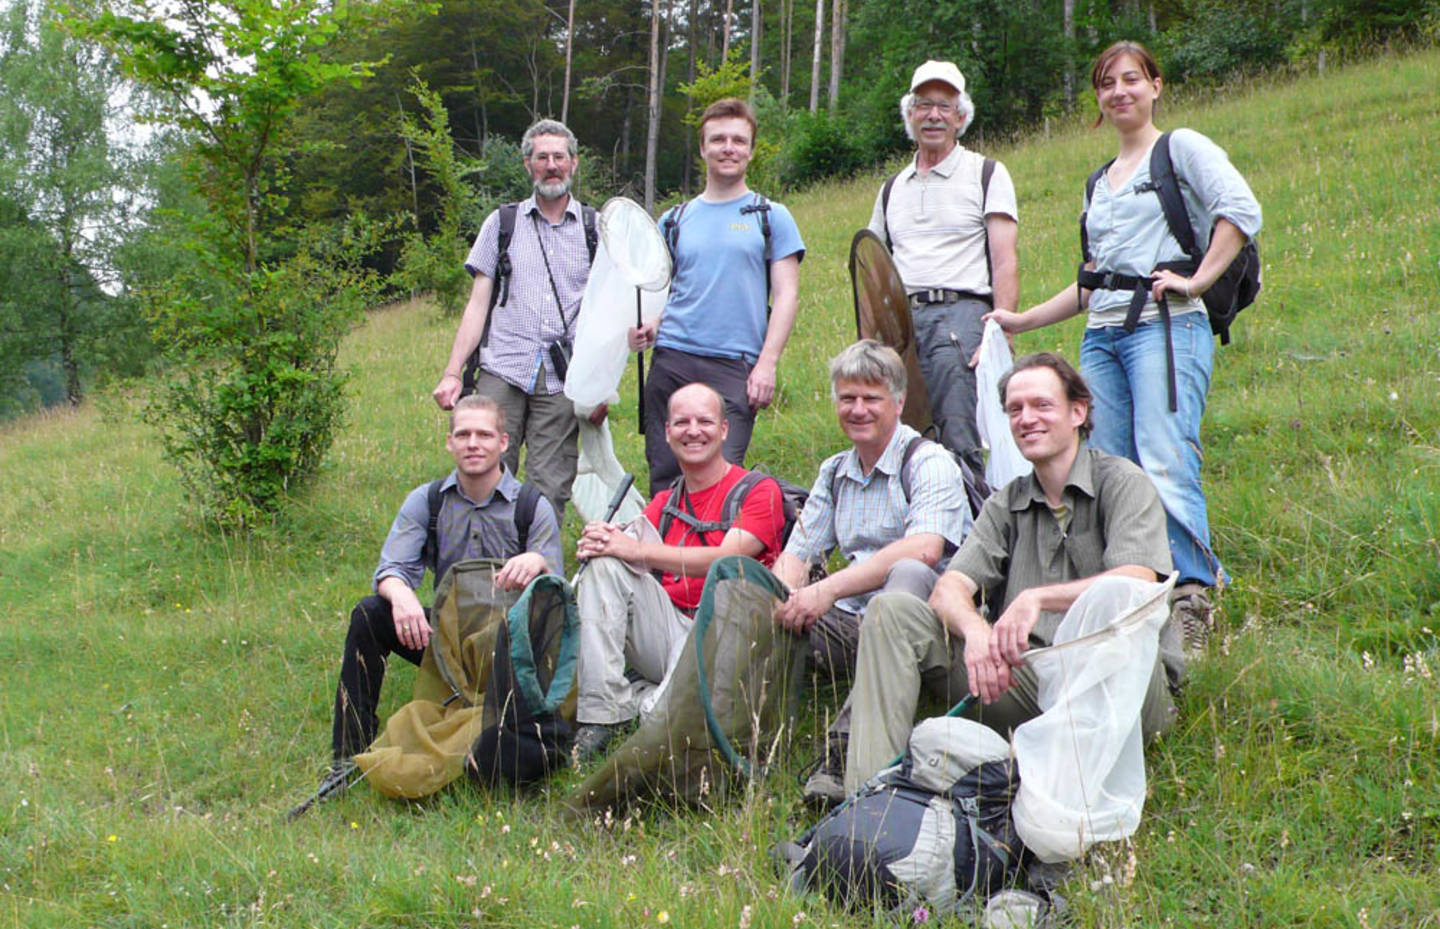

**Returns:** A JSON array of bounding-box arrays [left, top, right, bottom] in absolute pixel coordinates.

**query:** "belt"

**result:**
[[1077, 263, 1193, 414], [907, 288, 992, 307]]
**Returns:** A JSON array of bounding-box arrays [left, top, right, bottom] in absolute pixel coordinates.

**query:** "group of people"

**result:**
[[314, 40, 1261, 809]]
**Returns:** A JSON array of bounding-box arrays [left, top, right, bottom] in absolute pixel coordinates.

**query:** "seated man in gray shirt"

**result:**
[[320, 395, 562, 796], [843, 352, 1180, 793]]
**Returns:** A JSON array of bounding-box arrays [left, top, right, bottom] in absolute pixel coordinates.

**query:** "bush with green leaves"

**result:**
[[776, 109, 872, 189], [143, 223, 384, 524]]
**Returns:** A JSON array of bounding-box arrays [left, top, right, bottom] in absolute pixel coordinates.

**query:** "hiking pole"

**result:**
[[569, 472, 635, 588]]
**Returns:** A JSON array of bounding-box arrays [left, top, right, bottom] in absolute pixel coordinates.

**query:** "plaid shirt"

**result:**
[[785, 423, 971, 613], [464, 195, 591, 395]]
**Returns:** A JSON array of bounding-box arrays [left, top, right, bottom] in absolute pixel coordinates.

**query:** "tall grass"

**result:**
[[2, 50, 1438, 928]]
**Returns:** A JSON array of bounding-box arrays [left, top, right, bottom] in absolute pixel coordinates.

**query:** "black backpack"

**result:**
[[463, 202, 599, 392], [420, 478, 542, 578], [1081, 131, 1261, 346]]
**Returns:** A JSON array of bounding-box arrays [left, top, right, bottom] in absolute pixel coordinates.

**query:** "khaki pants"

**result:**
[[844, 591, 1176, 793], [575, 556, 692, 725], [473, 370, 579, 522]]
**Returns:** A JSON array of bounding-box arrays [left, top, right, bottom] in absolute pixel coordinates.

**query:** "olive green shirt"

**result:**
[[947, 445, 1172, 645]]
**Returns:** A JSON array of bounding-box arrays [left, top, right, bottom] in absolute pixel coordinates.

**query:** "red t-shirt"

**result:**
[[642, 465, 785, 611]]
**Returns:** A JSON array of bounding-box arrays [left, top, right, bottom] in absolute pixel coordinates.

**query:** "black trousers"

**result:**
[[642, 346, 755, 490], [330, 594, 425, 760]]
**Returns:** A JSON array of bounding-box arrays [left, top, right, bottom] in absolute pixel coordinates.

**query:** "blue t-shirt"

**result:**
[[657, 192, 805, 361]]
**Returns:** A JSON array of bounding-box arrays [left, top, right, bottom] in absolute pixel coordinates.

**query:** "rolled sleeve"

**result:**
[[1172, 128, 1262, 241], [1098, 468, 1174, 578], [902, 446, 971, 549], [784, 456, 842, 564], [373, 484, 431, 592]]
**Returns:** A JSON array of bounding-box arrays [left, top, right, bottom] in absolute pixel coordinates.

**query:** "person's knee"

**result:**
[[860, 591, 934, 645], [348, 595, 390, 636], [884, 559, 939, 600]]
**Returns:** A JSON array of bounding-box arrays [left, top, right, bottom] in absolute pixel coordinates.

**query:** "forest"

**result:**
[[0, 0, 1435, 515]]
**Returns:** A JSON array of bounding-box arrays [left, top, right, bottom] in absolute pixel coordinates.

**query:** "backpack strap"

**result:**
[[738, 193, 774, 306], [465, 202, 521, 388], [896, 434, 928, 504], [879, 172, 899, 247], [421, 477, 446, 577], [658, 472, 762, 544], [661, 199, 689, 260], [980, 157, 996, 287], [1079, 160, 1113, 264], [513, 481, 541, 554], [580, 204, 599, 263], [1145, 131, 1203, 265]]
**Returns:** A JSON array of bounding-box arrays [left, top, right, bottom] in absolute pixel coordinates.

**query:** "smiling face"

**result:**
[[1095, 52, 1161, 132], [834, 378, 904, 454], [699, 116, 754, 184], [665, 384, 729, 471], [446, 407, 509, 480], [524, 132, 578, 200], [907, 79, 963, 155], [1003, 367, 1087, 467]]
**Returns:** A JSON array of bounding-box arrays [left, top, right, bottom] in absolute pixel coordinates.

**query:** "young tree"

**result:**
[[83, 0, 388, 523]]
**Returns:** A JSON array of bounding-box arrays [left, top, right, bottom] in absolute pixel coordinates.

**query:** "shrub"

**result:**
[[777, 110, 871, 189]]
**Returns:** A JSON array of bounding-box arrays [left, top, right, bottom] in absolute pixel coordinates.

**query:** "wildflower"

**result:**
[[657, 912, 671, 924], [792, 912, 807, 925], [350, 822, 359, 830], [106, 835, 117, 843], [912, 905, 930, 923], [738, 904, 753, 929]]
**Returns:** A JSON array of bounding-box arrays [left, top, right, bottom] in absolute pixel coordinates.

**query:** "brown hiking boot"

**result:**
[[1170, 584, 1215, 657]]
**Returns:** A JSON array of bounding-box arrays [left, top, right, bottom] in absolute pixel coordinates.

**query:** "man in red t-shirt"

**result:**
[[571, 382, 785, 762]]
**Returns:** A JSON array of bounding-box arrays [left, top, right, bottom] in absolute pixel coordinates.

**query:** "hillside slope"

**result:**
[[1, 48, 1437, 928]]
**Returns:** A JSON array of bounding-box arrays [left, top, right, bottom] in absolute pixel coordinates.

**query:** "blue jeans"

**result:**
[[1081, 311, 1223, 587]]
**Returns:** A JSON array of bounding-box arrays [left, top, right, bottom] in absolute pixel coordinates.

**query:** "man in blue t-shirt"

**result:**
[[629, 97, 805, 489]]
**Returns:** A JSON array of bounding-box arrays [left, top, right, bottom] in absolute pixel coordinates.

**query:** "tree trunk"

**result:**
[[827, 0, 844, 109], [722, 0, 733, 61], [1063, 0, 1075, 110], [779, 0, 792, 108], [684, 0, 698, 194], [644, 0, 662, 211], [750, 0, 761, 99], [562, 0, 576, 123], [809, 0, 823, 113]]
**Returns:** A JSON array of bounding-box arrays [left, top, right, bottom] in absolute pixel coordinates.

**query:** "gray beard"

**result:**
[[535, 177, 572, 199]]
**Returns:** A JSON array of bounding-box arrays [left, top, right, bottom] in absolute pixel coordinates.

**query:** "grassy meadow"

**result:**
[[3, 48, 1439, 928]]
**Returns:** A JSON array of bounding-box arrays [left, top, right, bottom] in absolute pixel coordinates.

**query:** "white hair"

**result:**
[[900, 89, 975, 141]]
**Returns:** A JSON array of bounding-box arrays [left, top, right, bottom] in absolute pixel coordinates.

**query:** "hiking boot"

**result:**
[[571, 723, 616, 766], [286, 758, 360, 821], [801, 734, 848, 810], [1170, 584, 1215, 657]]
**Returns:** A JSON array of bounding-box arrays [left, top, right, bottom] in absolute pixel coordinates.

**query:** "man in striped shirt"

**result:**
[[433, 119, 601, 522], [770, 340, 970, 806]]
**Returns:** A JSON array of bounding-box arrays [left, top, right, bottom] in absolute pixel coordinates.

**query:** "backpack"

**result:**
[[421, 478, 542, 578], [463, 202, 599, 392], [661, 193, 775, 305], [880, 157, 997, 286], [354, 562, 579, 797], [780, 717, 1024, 917], [829, 435, 991, 530], [1080, 131, 1261, 346], [656, 470, 807, 551]]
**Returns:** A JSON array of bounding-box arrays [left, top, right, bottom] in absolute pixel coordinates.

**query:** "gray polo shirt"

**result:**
[[947, 445, 1171, 645], [373, 469, 562, 592]]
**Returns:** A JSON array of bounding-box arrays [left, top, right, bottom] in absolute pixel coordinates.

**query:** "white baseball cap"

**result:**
[[909, 60, 966, 95]]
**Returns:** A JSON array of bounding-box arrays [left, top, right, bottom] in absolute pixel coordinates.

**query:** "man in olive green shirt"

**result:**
[[843, 352, 1180, 792]]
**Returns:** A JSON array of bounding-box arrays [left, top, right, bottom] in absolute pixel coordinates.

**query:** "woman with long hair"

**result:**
[[987, 41, 1262, 650]]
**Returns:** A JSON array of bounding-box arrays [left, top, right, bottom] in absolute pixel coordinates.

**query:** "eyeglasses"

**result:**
[[911, 99, 956, 115]]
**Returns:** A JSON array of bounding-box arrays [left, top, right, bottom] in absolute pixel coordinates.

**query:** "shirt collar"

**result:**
[[904, 143, 966, 181], [521, 193, 582, 224], [839, 423, 916, 484], [444, 467, 523, 505], [1010, 444, 1098, 511]]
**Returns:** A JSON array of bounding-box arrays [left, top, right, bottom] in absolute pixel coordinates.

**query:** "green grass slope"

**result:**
[[2, 49, 1438, 928]]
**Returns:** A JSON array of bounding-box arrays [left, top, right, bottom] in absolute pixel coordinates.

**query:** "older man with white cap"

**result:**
[[867, 60, 1019, 480]]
